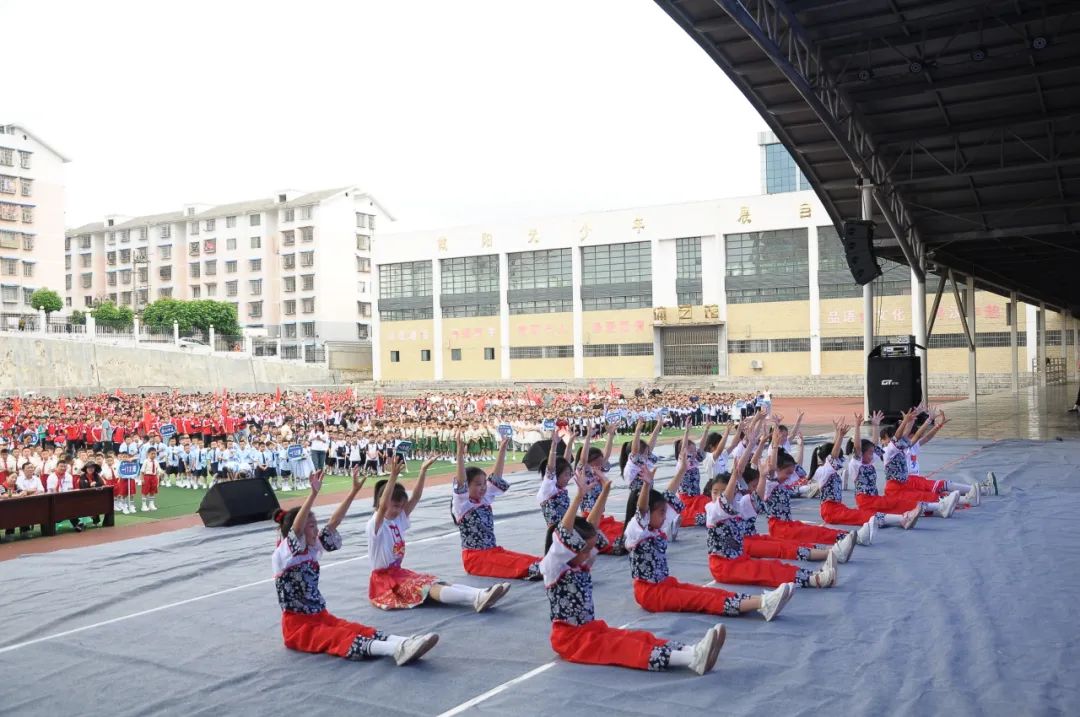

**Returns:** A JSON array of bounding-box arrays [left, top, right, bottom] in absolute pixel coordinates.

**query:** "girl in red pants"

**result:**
[[706, 426, 835, 589], [542, 475, 725, 674], [671, 417, 713, 529], [452, 431, 542, 580], [880, 408, 983, 506], [272, 469, 438, 665], [576, 429, 627, 554], [623, 460, 793, 621]]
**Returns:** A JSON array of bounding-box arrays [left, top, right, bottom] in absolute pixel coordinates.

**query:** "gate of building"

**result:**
[[661, 325, 719, 376]]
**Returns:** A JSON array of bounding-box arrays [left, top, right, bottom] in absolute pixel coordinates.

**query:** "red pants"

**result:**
[[768, 517, 845, 544], [855, 492, 922, 514], [634, 576, 739, 616], [141, 474, 159, 496], [582, 511, 624, 553], [820, 500, 878, 526], [462, 547, 540, 579], [708, 553, 798, 588], [281, 609, 377, 657], [885, 475, 944, 499], [677, 493, 710, 527], [550, 619, 666, 670], [744, 534, 811, 559], [116, 478, 136, 497]]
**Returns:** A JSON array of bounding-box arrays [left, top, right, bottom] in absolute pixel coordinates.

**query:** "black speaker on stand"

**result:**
[[198, 477, 281, 527], [867, 337, 922, 423], [842, 220, 883, 285]]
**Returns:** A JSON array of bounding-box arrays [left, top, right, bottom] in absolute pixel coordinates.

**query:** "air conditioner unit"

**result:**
[[750, 359, 764, 370]]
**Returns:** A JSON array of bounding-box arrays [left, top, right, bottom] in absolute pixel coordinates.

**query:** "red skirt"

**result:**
[[281, 609, 377, 657], [550, 619, 666, 670], [744, 534, 813, 559], [768, 517, 845, 544], [634, 576, 739, 616], [855, 492, 922, 514], [708, 553, 798, 588], [820, 499, 878, 526], [677, 493, 710, 527], [369, 566, 438, 610], [462, 546, 540, 579], [582, 511, 625, 553]]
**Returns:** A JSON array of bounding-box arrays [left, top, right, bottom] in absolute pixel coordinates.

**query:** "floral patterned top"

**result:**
[[537, 469, 570, 527], [579, 463, 613, 512], [625, 451, 660, 492], [623, 491, 683, 582], [853, 461, 880, 496], [881, 437, 911, 483], [271, 526, 342, 614], [762, 471, 794, 521], [705, 495, 757, 558], [540, 525, 597, 625], [678, 450, 706, 496], [813, 457, 846, 503], [452, 474, 509, 550]]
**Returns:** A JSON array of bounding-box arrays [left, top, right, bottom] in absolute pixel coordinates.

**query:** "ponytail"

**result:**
[[809, 442, 833, 477], [274, 507, 300, 537]]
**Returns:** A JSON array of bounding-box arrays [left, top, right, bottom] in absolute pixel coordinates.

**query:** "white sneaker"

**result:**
[[984, 472, 999, 496], [940, 491, 961, 518], [901, 505, 921, 529], [394, 633, 439, 666], [834, 530, 856, 563], [810, 565, 836, 588], [758, 583, 794, 622], [689, 625, 724, 675], [140, 502, 148, 512], [856, 520, 874, 546], [149, 500, 157, 511], [964, 485, 981, 507], [824, 548, 838, 573], [804, 482, 821, 498], [474, 583, 510, 613]]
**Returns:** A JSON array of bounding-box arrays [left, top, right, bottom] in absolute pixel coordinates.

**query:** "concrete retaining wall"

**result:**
[[0, 335, 340, 395]]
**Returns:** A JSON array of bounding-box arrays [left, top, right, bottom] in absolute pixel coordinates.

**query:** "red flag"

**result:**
[[275, 386, 282, 403], [346, 387, 355, 400], [59, 397, 67, 412], [114, 388, 122, 398], [142, 406, 154, 434], [323, 394, 331, 412], [12, 397, 20, 417], [476, 397, 486, 413], [375, 395, 384, 415], [609, 382, 618, 398]]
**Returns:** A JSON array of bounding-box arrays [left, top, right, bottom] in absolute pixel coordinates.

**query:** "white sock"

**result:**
[[946, 481, 973, 494], [435, 584, 482, 605], [881, 513, 904, 527], [924, 501, 941, 512], [668, 646, 694, 668], [367, 637, 397, 657]]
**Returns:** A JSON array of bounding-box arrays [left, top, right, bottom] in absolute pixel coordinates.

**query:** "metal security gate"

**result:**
[[661, 326, 719, 376]]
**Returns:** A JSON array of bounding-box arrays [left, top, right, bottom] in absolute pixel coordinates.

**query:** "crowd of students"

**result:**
[[271, 402, 999, 675]]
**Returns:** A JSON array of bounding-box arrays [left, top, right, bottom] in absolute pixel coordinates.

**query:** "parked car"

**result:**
[[177, 337, 212, 353]]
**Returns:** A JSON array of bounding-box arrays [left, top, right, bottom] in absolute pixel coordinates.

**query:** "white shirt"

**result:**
[[366, 513, 410, 570], [16, 473, 43, 494], [451, 478, 504, 522], [46, 472, 74, 493], [309, 431, 329, 451], [705, 494, 756, 526], [907, 442, 921, 474]]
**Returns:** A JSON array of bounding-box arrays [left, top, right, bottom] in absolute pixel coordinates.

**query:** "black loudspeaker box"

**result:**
[[867, 355, 922, 423], [842, 220, 883, 285], [198, 478, 281, 527]]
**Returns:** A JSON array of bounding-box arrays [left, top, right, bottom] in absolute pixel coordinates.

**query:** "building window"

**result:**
[[249, 213, 261, 227], [0, 230, 18, 249], [420, 349, 431, 362], [357, 281, 367, 293], [440, 254, 499, 294], [249, 258, 261, 272], [356, 257, 371, 272], [158, 287, 173, 298], [20, 178, 32, 197], [137, 267, 148, 283], [248, 301, 263, 318], [510, 345, 573, 359], [356, 234, 371, 251], [226, 237, 237, 251], [138, 227, 148, 241], [22, 233, 32, 251], [508, 248, 571, 290], [80, 273, 93, 289], [356, 212, 368, 229], [390, 350, 400, 362], [357, 301, 372, 317], [300, 226, 314, 243], [582, 241, 650, 285], [190, 221, 200, 235], [80, 236, 92, 250], [379, 308, 433, 321], [729, 337, 811, 353], [189, 262, 200, 278], [3, 257, 18, 274], [119, 249, 130, 263], [205, 218, 215, 232], [250, 236, 261, 249], [159, 245, 172, 260], [107, 273, 116, 286], [282, 253, 295, 270], [284, 276, 295, 293], [357, 323, 369, 340], [675, 236, 703, 305], [0, 175, 15, 193], [726, 229, 807, 277], [64, 255, 72, 270], [0, 285, 16, 303], [301, 274, 314, 291], [284, 208, 295, 223], [205, 260, 217, 276], [22, 261, 33, 277], [157, 224, 171, 240], [159, 266, 172, 280], [301, 321, 315, 338], [107, 251, 116, 266], [300, 205, 313, 220], [189, 241, 200, 257], [18, 151, 31, 169], [300, 251, 314, 268], [284, 299, 296, 315], [226, 280, 238, 297], [282, 230, 295, 246], [442, 304, 499, 318], [0, 148, 12, 166], [226, 260, 237, 273], [191, 286, 200, 299], [484, 347, 495, 360], [583, 343, 654, 357], [284, 323, 297, 338], [451, 348, 462, 361], [762, 142, 809, 194], [136, 288, 148, 306], [81, 254, 92, 268], [20, 206, 32, 223], [301, 297, 314, 313], [226, 216, 236, 229], [249, 279, 262, 295], [727, 287, 810, 304], [2, 203, 20, 221]]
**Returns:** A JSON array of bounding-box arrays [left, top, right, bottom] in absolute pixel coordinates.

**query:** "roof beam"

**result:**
[[889, 155, 1080, 186], [873, 107, 1080, 146], [927, 221, 1080, 242]]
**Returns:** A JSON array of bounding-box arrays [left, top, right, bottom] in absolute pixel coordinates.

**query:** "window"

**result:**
[[284, 323, 297, 338], [301, 274, 314, 291], [356, 212, 368, 229], [159, 265, 172, 281], [726, 229, 808, 277], [583, 343, 655, 357], [107, 251, 116, 266], [226, 280, 238, 297], [440, 254, 499, 294], [357, 281, 368, 293], [284, 276, 295, 293], [675, 236, 703, 305], [1, 230, 18, 248], [442, 304, 499, 318], [356, 234, 370, 251], [0, 148, 11, 166], [356, 257, 371, 272], [379, 260, 432, 299], [20, 178, 32, 197], [451, 348, 462, 361], [159, 224, 171, 239], [357, 323, 369, 340], [83, 295, 93, 308], [138, 227, 147, 241], [64, 255, 72, 270], [250, 236, 261, 249], [249, 279, 262, 295], [0, 175, 14, 193], [158, 287, 173, 298], [283, 230, 295, 246], [137, 267, 148, 283], [203, 239, 216, 255], [581, 242, 650, 285], [248, 301, 263, 318], [282, 253, 295, 270], [204, 260, 217, 276], [119, 249, 130, 263], [390, 350, 400, 363], [117, 230, 128, 243], [226, 260, 237, 273], [727, 287, 809, 304], [300, 226, 314, 243], [226, 216, 236, 229], [302, 297, 314, 313], [81, 254, 92, 268], [300, 205, 312, 220], [136, 288, 149, 306], [191, 286, 201, 299], [510, 345, 573, 359], [18, 151, 31, 170], [22, 233, 32, 251], [190, 262, 201, 278], [78, 273, 92, 288], [380, 308, 434, 321], [284, 209, 295, 222], [189, 241, 200, 257], [21, 261, 33, 277], [159, 245, 172, 260], [729, 337, 811, 353], [65, 236, 71, 251], [0, 285, 16, 303], [283, 299, 296, 315], [190, 221, 200, 235], [762, 142, 809, 194], [300, 251, 314, 267], [205, 219, 215, 232], [1, 203, 19, 221], [21, 206, 32, 223], [80, 236, 92, 250], [484, 347, 495, 360], [226, 237, 237, 250], [249, 258, 261, 272], [357, 301, 372, 317], [508, 248, 571, 290], [301, 322, 315, 338], [107, 272, 116, 287], [420, 349, 431, 362], [249, 213, 261, 227]]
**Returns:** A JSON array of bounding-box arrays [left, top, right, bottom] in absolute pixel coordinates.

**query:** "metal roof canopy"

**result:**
[[656, 0, 1080, 314]]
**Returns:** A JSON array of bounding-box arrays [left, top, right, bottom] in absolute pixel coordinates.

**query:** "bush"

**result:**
[[91, 301, 134, 328], [141, 298, 240, 334], [29, 288, 63, 314]]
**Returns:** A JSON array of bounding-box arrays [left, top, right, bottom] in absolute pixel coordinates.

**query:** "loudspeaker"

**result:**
[[197, 478, 281, 527], [867, 354, 922, 423], [842, 220, 883, 285]]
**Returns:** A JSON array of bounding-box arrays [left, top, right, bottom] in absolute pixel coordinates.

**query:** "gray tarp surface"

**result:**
[[1, 438, 1077, 716]]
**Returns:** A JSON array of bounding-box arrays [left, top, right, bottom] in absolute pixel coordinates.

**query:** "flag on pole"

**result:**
[[275, 386, 282, 403], [375, 395, 384, 415], [609, 382, 618, 398], [59, 397, 67, 412], [476, 397, 486, 413]]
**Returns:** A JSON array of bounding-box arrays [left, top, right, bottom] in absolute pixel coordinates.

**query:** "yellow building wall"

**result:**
[[508, 312, 574, 347], [727, 300, 810, 339], [729, 352, 810, 377], [379, 319, 435, 381], [581, 307, 657, 379], [442, 316, 501, 380], [583, 356, 655, 379], [510, 358, 575, 380]]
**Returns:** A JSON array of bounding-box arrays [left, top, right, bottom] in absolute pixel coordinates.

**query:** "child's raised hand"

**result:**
[[351, 467, 365, 491], [606, 421, 618, 436], [310, 471, 323, 494], [639, 465, 655, 485], [853, 412, 863, 425], [420, 457, 437, 473], [871, 410, 884, 425]]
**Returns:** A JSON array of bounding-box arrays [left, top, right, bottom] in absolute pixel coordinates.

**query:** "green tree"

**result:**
[[70, 309, 86, 326], [141, 298, 240, 334], [91, 300, 134, 328], [29, 288, 63, 314]]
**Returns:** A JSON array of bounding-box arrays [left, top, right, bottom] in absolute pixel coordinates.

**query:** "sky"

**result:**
[[4, 0, 769, 231]]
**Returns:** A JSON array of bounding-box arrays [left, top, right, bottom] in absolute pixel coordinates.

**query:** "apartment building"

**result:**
[[65, 187, 389, 352], [0, 124, 68, 321]]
